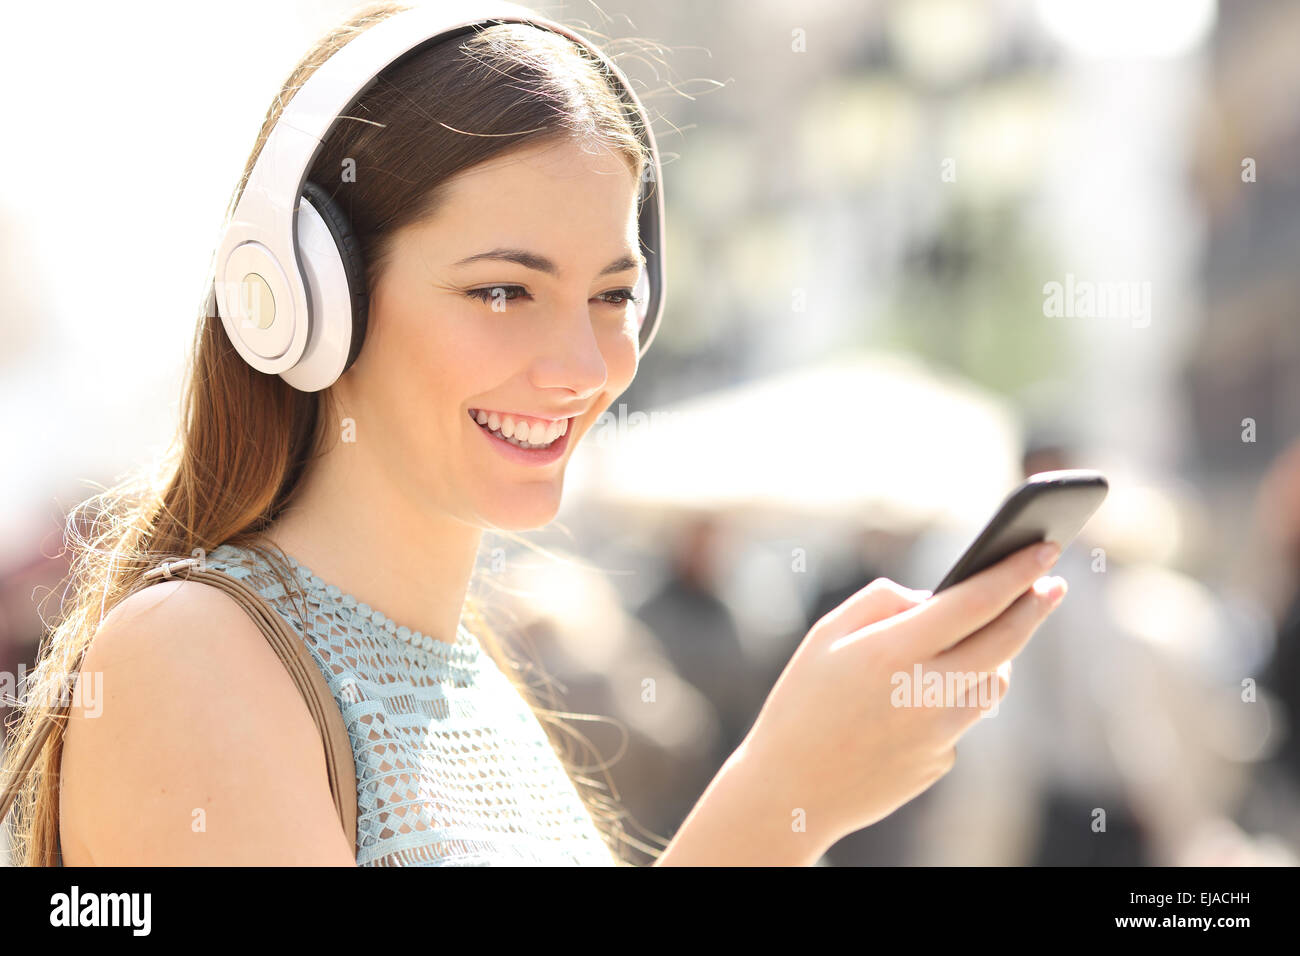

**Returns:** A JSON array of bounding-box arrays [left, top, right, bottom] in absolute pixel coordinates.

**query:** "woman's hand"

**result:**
[[737, 540, 1068, 857]]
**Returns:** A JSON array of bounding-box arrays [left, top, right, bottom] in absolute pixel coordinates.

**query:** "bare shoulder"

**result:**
[[59, 578, 355, 865]]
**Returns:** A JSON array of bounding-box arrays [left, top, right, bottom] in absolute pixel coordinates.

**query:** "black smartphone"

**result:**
[[932, 469, 1109, 593]]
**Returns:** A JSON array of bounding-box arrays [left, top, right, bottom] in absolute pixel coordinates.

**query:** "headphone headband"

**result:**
[[213, 1, 665, 390]]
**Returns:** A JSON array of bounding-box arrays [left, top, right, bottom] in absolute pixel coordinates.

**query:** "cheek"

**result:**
[[344, 304, 467, 444], [582, 322, 639, 427], [353, 293, 640, 428], [379, 299, 501, 396], [602, 323, 639, 392]]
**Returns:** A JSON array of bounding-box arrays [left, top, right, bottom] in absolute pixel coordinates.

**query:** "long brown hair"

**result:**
[[2, 0, 665, 866]]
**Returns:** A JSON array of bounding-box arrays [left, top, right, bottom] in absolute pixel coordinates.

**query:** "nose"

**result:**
[[528, 299, 611, 399]]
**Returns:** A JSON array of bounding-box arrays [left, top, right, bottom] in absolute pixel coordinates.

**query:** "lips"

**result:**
[[469, 407, 572, 465], [468, 408, 571, 447], [470, 411, 566, 452]]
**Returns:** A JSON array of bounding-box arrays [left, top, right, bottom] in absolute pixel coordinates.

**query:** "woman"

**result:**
[[4, 1, 1067, 866]]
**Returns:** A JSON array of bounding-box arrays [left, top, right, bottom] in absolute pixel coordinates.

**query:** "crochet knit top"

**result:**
[[202, 543, 618, 867]]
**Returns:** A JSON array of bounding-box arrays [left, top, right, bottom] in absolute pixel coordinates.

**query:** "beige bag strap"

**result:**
[[0, 557, 358, 857]]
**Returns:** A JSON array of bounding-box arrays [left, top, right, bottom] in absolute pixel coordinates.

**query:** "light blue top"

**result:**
[[204, 543, 617, 866]]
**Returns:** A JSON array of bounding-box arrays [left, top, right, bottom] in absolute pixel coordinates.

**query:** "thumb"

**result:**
[[814, 578, 930, 639]]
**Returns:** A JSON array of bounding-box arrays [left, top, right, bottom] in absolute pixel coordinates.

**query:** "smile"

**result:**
[[468, 408, 569, 450]]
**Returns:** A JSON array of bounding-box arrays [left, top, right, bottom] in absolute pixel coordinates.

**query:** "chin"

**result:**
[[478, 488, 564, 532]]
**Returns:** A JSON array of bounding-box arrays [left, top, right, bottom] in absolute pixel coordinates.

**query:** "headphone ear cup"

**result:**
[[277, 183, 367, 392], [300, 179, 369, 373]]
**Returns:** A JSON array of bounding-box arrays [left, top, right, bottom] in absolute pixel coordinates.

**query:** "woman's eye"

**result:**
[[598, 288, 640, 306], [466, 285, 530, 306]]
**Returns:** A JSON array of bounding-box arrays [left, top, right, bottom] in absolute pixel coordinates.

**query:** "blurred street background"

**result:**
[[3, 0, 1300, 865]]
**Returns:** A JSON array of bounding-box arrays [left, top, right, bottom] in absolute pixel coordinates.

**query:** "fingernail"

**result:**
[[1032, 575, 1067, 603], [1035, 543, 1059, 568]]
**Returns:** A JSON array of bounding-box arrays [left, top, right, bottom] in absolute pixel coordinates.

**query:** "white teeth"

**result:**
[[469, 408, 567, 449]]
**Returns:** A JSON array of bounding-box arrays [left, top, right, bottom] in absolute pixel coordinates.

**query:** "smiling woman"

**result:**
[[332, 133, 647, 531], [0, 0, 667, 867], [1, 0, 1086, 876]]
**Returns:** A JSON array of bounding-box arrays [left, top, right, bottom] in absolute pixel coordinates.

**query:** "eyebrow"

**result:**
[[451, 247, 644, 278]]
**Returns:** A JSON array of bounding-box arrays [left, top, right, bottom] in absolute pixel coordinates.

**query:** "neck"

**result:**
[[263, 434, 481, 648]]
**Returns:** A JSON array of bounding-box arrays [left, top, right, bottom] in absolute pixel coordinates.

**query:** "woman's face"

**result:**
[[334, 136, 644, 531]]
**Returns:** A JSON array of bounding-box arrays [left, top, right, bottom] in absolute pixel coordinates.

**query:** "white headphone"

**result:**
[[210, 1, 666, 393]]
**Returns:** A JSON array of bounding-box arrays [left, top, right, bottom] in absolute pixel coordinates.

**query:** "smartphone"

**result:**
[[932, 469, 1109, 593]]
